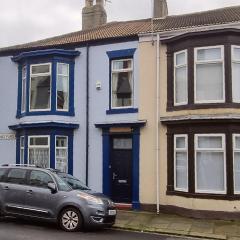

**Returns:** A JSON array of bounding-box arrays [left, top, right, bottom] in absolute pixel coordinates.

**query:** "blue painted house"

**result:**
[[0, 0, 150, 209]]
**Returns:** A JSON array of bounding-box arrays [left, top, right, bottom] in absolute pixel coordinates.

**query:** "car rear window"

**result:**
[[6, 169, 27, 185]]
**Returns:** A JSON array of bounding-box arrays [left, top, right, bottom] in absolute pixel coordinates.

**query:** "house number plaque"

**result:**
[[0, 134, 16, 140]]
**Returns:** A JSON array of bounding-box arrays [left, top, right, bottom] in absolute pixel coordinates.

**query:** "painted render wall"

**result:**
[[139, 38, 240, 212], [0, 40, 139, 194], [0, 57, 18, 165]]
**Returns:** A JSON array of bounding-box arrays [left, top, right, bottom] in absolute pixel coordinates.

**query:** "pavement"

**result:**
[[114, 210, 240, 240]]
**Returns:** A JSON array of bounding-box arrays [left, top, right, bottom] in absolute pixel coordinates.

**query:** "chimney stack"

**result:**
[[82, 0, 107, 30], [154, 0, 168, 18]]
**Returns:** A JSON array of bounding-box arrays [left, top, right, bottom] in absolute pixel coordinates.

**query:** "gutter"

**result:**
[[86, 43, 90, 186], [156, 34, 160, 214]]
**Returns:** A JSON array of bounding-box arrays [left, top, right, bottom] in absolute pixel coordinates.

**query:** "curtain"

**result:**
[[29, 148, 50, 168]]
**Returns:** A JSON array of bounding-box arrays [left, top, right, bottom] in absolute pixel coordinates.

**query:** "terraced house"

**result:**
[[1, 0, 240, 218]]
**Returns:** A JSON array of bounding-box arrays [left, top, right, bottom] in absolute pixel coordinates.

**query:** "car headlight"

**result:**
[[77, 192, 104, 205]]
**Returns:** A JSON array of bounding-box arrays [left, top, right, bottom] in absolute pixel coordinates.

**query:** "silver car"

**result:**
[[0, 165, 116, 232]]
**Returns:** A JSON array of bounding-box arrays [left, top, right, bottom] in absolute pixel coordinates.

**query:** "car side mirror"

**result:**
[[48, 182, 57, 193]]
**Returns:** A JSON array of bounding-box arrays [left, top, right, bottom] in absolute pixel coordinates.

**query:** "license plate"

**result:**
[[108, 210, 117, 216]]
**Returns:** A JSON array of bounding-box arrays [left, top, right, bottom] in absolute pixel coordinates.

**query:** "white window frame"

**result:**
[[111, 58, 134, 109], [28, 135, 50, 168], [194, 45, 225, 104], [174, 50, 188, 106], [29, 63, 52, 112], [21, 66, 27, 113], [174, 134, 188, 192], [55, 135, 68, 173], [20, 136, 25, 165], [233, 134, 240, 194], [194, 134, 226, 194], [231, 45, 240, 103], [56, 63, 69, 112]]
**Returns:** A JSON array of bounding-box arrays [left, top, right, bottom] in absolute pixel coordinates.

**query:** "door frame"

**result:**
[[101, 127, 141, 209]]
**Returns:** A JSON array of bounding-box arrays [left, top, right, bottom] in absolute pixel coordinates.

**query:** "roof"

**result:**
[[1, 5, 240, 55]]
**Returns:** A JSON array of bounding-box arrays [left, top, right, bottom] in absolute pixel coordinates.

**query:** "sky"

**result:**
[[0, 0, 240, 48]]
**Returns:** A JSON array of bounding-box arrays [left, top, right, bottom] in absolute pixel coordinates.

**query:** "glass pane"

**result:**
[[112, 72, 132, 107], [20, 137, 25, 147], [113, 138, 132, 149], [197, 48, 222, 61], [29, 148, 49, 168], [21, 77, 26, 112], [196, 63, 223, 102], [22, 66, 27, 79], [198, 136, 223, 149], [176, 152, 188, 190], [57, 75, 69, 110], [30, 76, 51, 110], [31, 64, 50, 74], [235, 136, 240, 149], [176, 52, 186, 65], [29, 170, 53, 188], [30, 137, 48, 146], [113, 60, 132, 70], [176, 137, 186, 149], [175, 66, 187, 104], [234, 152, 240, 192], [20, 149, 24, 165], [233, 47, 240, 61], [7, 169, 27, 184], [196, 151, 225, 192], [56, 137, 67, 147], [58, 63, 68, 75], [0, 169, 7, 182], [232, 63, 240, 102]]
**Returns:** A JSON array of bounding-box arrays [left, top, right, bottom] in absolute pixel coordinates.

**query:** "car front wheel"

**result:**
[[59, 207, 83, 232]]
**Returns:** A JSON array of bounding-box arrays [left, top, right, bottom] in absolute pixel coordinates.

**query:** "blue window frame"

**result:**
[[11, 122, 79, 175], [13, 49, 80, 118], [106, 48, 138, 115]]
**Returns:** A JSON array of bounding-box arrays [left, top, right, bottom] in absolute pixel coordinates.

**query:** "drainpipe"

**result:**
[[86, 43, 90, 186], [156, 33, 160, 214]]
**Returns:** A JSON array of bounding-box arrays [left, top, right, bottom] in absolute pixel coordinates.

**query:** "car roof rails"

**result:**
[[1, 164, 41, 168]]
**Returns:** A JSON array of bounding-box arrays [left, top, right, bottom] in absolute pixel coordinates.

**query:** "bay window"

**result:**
[[195, 46, 225, 103], [111, 59, 133, 108], [174, 135, 188, 191], [232, 46, 240, 102], [56, 136, 68, 173], [174, 50, 188, 105], [195, 134, 226, 194], [30, 63, 51, 111], [28, 136, 50, 168], [233, 134, 240, 193]]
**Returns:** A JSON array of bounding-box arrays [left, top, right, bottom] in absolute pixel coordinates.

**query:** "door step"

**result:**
[[115, 203, 132, 210]]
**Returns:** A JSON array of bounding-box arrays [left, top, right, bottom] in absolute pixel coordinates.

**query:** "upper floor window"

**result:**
[[174, 50, 188, 106], [13, 49, 80, 118], [111, 59, 133, 108], [30, 63, 51, 111], [232, 46, 240, 103], [194, 46, 225, 103]]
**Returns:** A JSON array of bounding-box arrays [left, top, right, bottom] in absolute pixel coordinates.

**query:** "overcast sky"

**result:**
[[1, 0, 240, 48]]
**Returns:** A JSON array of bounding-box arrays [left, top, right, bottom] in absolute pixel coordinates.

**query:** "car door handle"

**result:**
[[3, 186, 9, 190], [26, 190, 33, 194]]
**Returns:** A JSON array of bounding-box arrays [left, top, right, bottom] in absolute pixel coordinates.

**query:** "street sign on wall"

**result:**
[[0, 134, 16, 141]]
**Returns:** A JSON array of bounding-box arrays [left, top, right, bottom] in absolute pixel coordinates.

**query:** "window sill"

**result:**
[[106, 108, 138, 115], [167, 190, 240, 200], [16, 110, 75, 119]]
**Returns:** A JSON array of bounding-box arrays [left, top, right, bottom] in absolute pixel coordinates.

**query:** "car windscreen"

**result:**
[[59, 174, 90, 190], [53, 173, 72, 192]]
